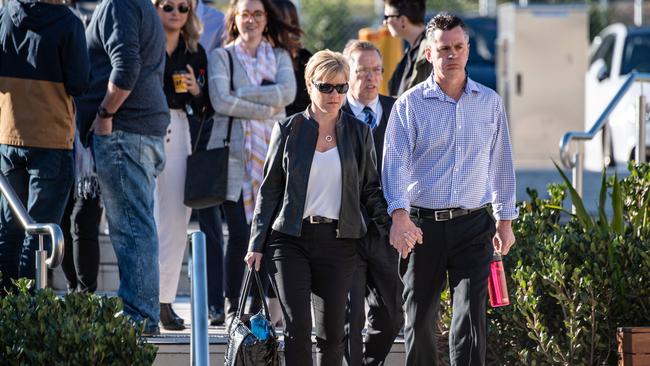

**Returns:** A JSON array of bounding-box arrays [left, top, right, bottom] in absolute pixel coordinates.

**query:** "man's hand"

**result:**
[[493, 220, 515, 255], [244, 251, 263, 271], [91, 115, 113, 136], [389, 209, 423, 258]]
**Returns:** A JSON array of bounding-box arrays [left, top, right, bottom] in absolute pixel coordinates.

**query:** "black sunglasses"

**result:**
[[161, 3, 190, 13], [312, 81, 349, 94], [383, 14, 401, 20]]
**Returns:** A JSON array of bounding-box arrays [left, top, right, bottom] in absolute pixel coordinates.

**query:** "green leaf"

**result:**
[[611, 171, 625, 235], [553, 161, 593, 229], [598, 166, 610, 233]]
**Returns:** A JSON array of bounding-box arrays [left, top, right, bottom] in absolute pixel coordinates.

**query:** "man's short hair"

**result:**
[[425, 13, 468, 42], [383, 0, 425, 25], [343, 40, 382, 60]]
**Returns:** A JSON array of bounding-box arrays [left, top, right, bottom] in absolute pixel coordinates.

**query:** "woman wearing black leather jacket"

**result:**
[[244, 50, 392, 366]]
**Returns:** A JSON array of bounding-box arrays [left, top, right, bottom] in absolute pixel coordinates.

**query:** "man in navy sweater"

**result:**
[[0, 0, 89, 291], [75, 0, 170, 335]]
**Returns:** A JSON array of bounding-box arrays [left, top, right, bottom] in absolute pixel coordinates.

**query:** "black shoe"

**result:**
[[168, 303, 185, 325], [209, 305, 225, 326], [160, 303, 185, 331], [142, 325, 161, 336]]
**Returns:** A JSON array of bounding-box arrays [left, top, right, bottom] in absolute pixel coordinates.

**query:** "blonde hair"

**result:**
[[304, 49, 350, 87], [154, 0, 203, 53]]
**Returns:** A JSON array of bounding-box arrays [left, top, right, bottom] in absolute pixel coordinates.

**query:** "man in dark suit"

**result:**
[[342, 40, 403, 366]]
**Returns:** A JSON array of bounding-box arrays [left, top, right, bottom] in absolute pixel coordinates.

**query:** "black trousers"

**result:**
[[268, 223, 357, 366], [222, 195, 250, 299], [399, 209, 495, 366], [222, 194, 269, 311], [197, 205, 225, 310], [344, 225, 404, 366], [60, 189, 102, 293]]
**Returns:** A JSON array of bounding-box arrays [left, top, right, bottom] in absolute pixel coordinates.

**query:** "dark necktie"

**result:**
[[362, 106, 377, 130]]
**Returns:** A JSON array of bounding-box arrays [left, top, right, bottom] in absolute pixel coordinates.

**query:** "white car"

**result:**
[[584, 23, 650, 171]]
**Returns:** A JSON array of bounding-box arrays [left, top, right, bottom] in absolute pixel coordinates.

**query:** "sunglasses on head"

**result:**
[[312, 81, 349, 94], [161, 3, 190, 13]]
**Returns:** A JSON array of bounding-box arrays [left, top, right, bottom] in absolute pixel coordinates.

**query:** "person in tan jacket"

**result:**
[[0, 0, 89, 291]]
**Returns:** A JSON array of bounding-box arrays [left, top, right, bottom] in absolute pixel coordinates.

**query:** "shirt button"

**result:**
[[453, 190, 458, 194], [454, 168, 459, 172], [458, 125, 462, 129]]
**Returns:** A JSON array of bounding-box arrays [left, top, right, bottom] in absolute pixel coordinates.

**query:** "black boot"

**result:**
[[209, 305, 225, 326], [169, 304, 185, 325], [160, 303, 185, 331], [224, 297, 239, 330]]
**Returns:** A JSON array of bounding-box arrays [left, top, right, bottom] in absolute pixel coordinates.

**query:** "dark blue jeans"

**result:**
[[0, 145, 73, 290], [197, 205, 225, 310], [93, 131, 165, 330]]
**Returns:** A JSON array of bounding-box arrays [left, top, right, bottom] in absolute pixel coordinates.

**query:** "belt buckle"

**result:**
[[434, 210, 452, 221], [309, 216, 317, 224]]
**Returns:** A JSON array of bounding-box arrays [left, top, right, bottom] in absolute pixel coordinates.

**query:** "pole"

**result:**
[[637, 94, 647, 163], [572, 142, 584, 213], [189, 232, 209, 366]]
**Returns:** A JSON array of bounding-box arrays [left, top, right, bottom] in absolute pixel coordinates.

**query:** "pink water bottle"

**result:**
[[488, 253, 510, 307]]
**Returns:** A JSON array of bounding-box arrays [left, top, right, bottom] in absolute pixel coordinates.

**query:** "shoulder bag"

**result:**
[[183, 49, 235, 209]]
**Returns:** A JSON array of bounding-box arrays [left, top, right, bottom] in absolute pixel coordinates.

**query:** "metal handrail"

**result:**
[[0, 174, 64, 288], [559, 71, 650, 168], [187, 231, 209, 366]]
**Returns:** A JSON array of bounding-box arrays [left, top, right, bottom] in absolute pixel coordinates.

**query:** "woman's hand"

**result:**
[[244, 251, 264, 271], [183, 64, 201, 96]]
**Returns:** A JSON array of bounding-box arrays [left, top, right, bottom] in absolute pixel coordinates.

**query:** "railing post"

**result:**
[[188, 231, 209, 366], [35, 235, 47, 290], [638, 94, 647, 164], [0, 175, 65, 289], [572, 141, 584, 213]]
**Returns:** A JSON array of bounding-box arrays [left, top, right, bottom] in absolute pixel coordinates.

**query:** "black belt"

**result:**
[[303, 216, 338, 224], [410, 206, 486, 222]]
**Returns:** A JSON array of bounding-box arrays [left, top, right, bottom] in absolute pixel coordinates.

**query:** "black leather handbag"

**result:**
[[225, 269, 280, 366], [183, 50, 235, 209]]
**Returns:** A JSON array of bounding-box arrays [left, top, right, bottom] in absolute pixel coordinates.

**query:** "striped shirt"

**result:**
[[382, 75, 518, 221]]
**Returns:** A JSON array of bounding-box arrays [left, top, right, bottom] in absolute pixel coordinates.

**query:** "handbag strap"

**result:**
[[235, 268, 271, 320], [191, 49, 235, 153]]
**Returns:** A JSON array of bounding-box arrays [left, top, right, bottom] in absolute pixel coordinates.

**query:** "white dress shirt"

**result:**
[[346, 95, 383, 128]]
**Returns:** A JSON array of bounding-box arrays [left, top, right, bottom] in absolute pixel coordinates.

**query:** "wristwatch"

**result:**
[[97, 106, 115, 118]]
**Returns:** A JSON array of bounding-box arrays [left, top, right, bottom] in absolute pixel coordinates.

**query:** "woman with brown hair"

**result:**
[[153, 0, 211, 330], [274, 0, 312, 116], [208, 0, 298, 327]]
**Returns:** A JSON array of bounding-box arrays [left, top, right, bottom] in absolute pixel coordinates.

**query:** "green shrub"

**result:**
[[486, 163, 650, 365], [0, 279, 157, 365]]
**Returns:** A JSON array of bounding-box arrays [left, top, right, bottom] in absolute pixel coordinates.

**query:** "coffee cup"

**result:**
[[172, 71, 188, 93]]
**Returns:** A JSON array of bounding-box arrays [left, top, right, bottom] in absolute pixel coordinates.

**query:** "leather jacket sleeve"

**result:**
[[248, 122, 286, 252], [360, 127, 391, 237]]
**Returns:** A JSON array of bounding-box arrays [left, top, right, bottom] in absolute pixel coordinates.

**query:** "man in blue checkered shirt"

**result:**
[[382, 13, 518, 366]]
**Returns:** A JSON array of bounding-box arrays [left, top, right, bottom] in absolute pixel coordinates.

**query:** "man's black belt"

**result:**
[[410, 206, 487, 222], [303, 216, 338, 224]]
